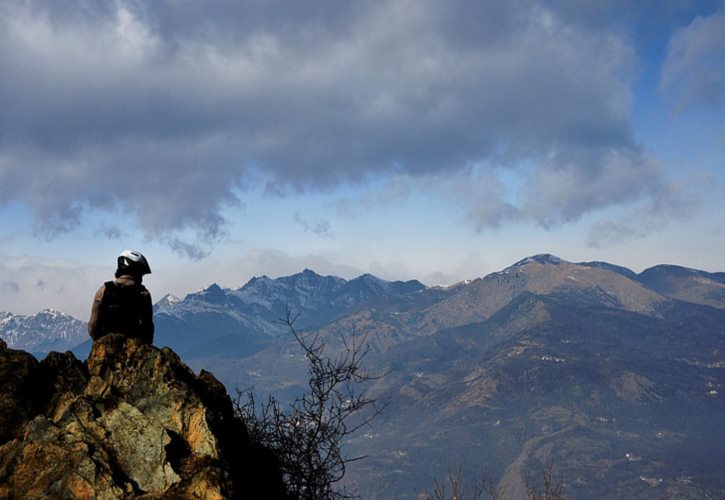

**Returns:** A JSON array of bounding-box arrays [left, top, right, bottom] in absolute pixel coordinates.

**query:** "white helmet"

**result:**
[[117, 250, 152, 275]]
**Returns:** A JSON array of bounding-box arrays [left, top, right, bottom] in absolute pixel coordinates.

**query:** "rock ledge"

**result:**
[[0, 335, 288, 499]]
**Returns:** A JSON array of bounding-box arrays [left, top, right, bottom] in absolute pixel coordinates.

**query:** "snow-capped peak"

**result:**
[[38, 308, 71, 318], [156, 294, 181, 306], [0, 309, 87, 353]]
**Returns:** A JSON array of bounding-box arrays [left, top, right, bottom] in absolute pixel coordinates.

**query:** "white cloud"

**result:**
[[0, 254, 106, 319]]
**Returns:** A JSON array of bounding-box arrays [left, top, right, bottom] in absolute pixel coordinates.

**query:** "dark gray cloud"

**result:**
[[0, 0, 677, 252]]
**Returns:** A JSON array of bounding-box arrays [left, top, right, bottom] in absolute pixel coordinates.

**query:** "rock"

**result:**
[[0, 334, 289, 499], [0, 339, 41, 444]]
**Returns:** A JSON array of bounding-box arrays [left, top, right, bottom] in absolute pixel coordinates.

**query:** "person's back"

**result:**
[[89, 250, 154, 344]]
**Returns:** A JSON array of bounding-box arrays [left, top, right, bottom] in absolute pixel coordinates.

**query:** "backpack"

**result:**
[[100, 280, 146, 338]]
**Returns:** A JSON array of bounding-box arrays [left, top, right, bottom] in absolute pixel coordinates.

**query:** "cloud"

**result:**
[[0, 0, 666, 252], [661, 9, 725, 108], [586, 220, 646, 248], [586, 181, 697, 248], [0, 254, 108, 318], [96, 223, 122, 240], [166, 238, 211, 261], [293, 212, 333, 238], [522, 148, 664, 228], [413, 170, 520, 230], [2, 280, 20, 293], [408, 148, 667, 232]]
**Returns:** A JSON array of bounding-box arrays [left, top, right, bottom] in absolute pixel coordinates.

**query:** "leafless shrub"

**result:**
[[524, 462, 566, 500], [235, 308, 386, 499], [420, 463, 566, 500], [419, 466, 506, 500]]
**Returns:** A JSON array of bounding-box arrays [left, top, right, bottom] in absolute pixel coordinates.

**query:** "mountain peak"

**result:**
[[154, 294, 182, 314], [579, 260, 637, 279], [196, 283, 228, 300], [0, 309, 87, 354], [156, 293, 181, 305], [510, 254, 565, 268], [354, 273, 385, 284], [38, 308, 67, 316]]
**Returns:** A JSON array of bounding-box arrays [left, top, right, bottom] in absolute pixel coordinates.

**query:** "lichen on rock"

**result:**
[[0, 334, 289, 499]]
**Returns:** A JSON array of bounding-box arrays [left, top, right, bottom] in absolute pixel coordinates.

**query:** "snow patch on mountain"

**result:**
[[153, 269, 427, 338], [510, 254, 565, 268], [0, 309, 87, 353]]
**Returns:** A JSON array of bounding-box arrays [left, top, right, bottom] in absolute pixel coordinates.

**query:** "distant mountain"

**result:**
[[4, 255, 725, 498], [154, 293, 181, 313], [152, 269, 426, 358], [577, 260, 638, 279], [11, 257, 723, 361], [407, 254, 666, 338], [343, 290, 725, 498], [232, 269, 425, 326], [0, 309, 86, 355], [636, 264, 725, 309], [194, 255, 724, 499]]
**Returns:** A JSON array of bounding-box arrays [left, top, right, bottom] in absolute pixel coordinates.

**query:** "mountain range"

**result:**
[[0, 309, 86, 355], [1, 254, 724, 498]]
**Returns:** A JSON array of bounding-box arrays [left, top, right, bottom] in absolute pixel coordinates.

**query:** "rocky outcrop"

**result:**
[[0, 335, 289, 499]]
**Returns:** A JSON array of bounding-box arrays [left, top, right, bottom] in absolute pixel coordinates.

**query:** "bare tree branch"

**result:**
[[235, 306, 386, 499], [524, 462, 566, 500]]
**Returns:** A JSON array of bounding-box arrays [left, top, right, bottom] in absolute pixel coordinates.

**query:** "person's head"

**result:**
[[115, 250, 152, 280]]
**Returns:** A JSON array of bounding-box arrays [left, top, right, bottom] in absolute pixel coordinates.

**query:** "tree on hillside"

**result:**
[[418, 466, 503, 500], [524, 462, 566, 500], [235, 308, 385, 499], [419, 463, 566, 500]]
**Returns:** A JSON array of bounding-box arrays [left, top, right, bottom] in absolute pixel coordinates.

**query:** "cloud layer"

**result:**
[[661, 9, 725, 108], [0, 0, 684, 253]]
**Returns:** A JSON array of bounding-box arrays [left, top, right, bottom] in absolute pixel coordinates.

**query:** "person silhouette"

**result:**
[[88, 250, 154, 344]]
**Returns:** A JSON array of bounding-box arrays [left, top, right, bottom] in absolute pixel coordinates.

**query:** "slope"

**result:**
[[343, 293, 725, 499]]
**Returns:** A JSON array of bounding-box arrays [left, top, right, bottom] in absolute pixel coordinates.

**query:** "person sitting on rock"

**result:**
[[88, 250, 154, 344]]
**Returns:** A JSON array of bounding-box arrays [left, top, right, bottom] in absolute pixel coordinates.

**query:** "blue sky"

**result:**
[[1, 0, 723, 319]]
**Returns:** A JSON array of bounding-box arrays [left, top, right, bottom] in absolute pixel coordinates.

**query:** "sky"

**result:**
[[1, 0, 724, 319]]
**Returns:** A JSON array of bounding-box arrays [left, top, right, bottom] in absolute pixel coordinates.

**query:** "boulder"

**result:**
[[0, 335, 289, 499]]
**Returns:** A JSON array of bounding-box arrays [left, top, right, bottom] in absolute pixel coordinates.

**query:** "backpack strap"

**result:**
[[100, 281, 116, 309]]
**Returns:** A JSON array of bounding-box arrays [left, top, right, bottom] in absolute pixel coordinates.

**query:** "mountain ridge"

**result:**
[[4, 256, 725, 360], [5, 256, 724, 326], [0, 309, 87, 355], [1, 255, 724, 498]]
